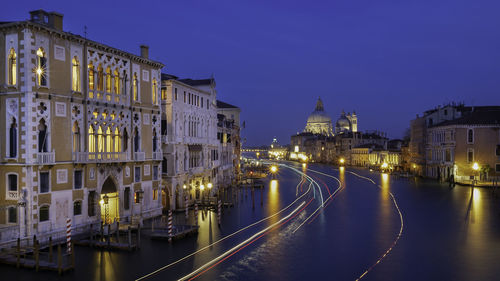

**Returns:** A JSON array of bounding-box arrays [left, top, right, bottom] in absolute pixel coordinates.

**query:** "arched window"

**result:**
[[88, 125, 96, 160], [123, 128, 129, 152], [134, 127, 140, 152], [106, 127, 112, 154], [9, 118, 17, 158], [88, 62, 95, 91], [105, 66, 111, 93], [36, 48, 47, 86], [97, 64, 103, 91], [133, 73, 138, 101], [72, 121, 80, 153], [152, 78, 158, 104], [8, 48, 17, 86], [114, 69, 120, 94], [38, 119, 48, 152], [72, 57, 80, 92], [153, 129, 158, 152], [73, 201, 82, 216], [97, 126, 104, 154], [114, 127, 121, 153]]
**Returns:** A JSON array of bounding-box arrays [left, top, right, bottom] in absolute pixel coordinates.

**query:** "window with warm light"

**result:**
[[72, 121, 80, 153], [133, 73, 138, 101], [8, 48, 17, 86], [36, 48, 47, 86], [97, 126, 104, 154], [114, 127, 121, 153], [106, 127, 112, 154], [72, 57, 80, 92], [88, 125, 96, 154], [161, 87, 167, 100], [88, 62, 95, 91], [114, 69, 120, 94], [97, 64, 103, 91], [105, 67, 111, 93], [152, 78, 158, 104]]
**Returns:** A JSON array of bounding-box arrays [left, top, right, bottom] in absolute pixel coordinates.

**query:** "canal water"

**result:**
[[3, 161, 500, 280]]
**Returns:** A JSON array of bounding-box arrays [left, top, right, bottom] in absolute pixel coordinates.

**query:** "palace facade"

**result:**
[[0, 10, 162, 243]]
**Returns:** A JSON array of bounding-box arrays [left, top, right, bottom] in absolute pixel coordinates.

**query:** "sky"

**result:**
[[3, 0, 500, 146]]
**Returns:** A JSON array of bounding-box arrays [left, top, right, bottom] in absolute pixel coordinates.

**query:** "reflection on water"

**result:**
[[268, 180, 280, 224]]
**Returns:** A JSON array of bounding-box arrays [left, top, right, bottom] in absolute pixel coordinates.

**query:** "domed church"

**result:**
[[304, 98, 333, 136], [335, 110, 358, 134]]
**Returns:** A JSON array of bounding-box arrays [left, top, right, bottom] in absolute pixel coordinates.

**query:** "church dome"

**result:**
[[304, 98, 333, 136], [335, 110, 351, 132]]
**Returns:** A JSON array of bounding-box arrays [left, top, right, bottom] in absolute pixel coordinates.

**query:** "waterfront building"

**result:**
[[216, 100, 241, 188], [160, 76, 219, 209], [425, 108, 500, 183], [0, 10, 164, 242], [304, 98, 333, 136]]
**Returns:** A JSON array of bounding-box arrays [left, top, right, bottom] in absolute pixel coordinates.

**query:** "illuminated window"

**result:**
[[161, 88, 167, 100], [97, 126, 104, 154], [105, 67, 111, 93], [88, 62, 94, 91], [88, 125, 96, 153], [8, 48, 17, 86], [133, 73, 139, 101], [72, 121, 80, 153], [114, 69, 120, 94], [106, 127, 112, 155], [114, 127, 121, 153], [152, 78, 158, 104], [36, 48, 47, 86], [97, 64, 104, 91], [153, 189, 158, 200], [72, 57, 80, 92], [39, 205, 49, 222]]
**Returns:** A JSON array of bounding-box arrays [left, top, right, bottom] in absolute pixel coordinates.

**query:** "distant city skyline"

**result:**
[[4, 0, 500, 146]]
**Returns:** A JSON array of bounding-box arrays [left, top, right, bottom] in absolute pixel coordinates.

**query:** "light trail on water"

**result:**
[[136, 162, 316, 281]]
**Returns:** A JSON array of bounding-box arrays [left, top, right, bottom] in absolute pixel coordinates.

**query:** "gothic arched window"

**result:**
[[36, 48, 47, 86], [9, 118, 17, 158], [72, 57, 80, 92], [8, 48, 17, 86], [88, 62, 95, 91]]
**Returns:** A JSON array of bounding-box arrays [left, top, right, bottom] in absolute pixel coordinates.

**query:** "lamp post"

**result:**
[[270, 165, 278, 179], [339, 158, 345, 166], [472, 162, 480, 186]]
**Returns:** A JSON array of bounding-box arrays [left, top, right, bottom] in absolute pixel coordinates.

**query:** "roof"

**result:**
[[353, 143, 384, 150], [217, 100, 239, 109], [161, 73, 178, 80], [0, 20, 164, 68], [177, 78, 214, 86], [431, 108, 500, 127]]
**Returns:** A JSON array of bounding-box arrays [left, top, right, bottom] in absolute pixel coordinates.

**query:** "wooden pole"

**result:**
[[107, 224, 111, 247], [16, 238, 20, 268], [49, 236, 53, 263], [116, 221, 120, 242], [128, 226, 132, 249], [137, 224, 141, 249], [35, 240, 39, 272], [57, 244, 62, 275]]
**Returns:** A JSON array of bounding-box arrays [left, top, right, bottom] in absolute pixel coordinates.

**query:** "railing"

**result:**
[[6, 191, 18, 200], [153, 151, 163, 160], [134, 152, 145, 161], [88, 90, 128, 105], [73, 152, 129, 163], [36, 151, 55, 165]]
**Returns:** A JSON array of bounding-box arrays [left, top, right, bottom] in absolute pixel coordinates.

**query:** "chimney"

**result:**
[[140, 45, 149, 59], [49, 12, 64, 31]]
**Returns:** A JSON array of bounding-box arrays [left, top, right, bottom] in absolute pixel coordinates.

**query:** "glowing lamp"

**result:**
[[270, 166, 278, 173], [207, 183, 213, 189], [472, 162, 479, 171], [183, 184, 187, 189], [339, 158, 345, 164], [200, 184, 205, 191], [381, 163, 388, 169]]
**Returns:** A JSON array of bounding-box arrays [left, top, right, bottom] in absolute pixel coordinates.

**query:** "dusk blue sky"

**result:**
[[3, 0, 500, 146]]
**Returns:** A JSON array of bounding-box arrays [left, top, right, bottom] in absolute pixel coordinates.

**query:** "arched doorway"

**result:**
[[100, 176, 119, 224]]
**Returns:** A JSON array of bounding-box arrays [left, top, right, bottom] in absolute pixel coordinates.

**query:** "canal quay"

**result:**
[[2, 160, 500, 281]]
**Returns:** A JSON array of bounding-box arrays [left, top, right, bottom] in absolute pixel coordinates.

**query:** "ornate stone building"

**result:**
[[160, 75, 219, 209], [304, 98, 333, 136], [0, 10, 163, 243]]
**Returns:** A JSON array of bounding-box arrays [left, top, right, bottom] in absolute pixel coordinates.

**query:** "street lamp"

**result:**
[[270, 165, 278, 179], [339, 158, 345, 166], [472, 162, 480, 185]]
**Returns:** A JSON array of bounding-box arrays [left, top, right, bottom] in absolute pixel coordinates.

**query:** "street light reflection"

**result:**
[[268, 179, 280, 224]]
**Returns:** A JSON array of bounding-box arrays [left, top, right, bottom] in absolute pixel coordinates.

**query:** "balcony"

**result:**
[[153, 151, 163, 161], [88, 90, 128, 105], [134, 152, 145, 161], [73, 152, 129, 163], [36, 151, 55, 165], [6, 191, 18, 200]]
